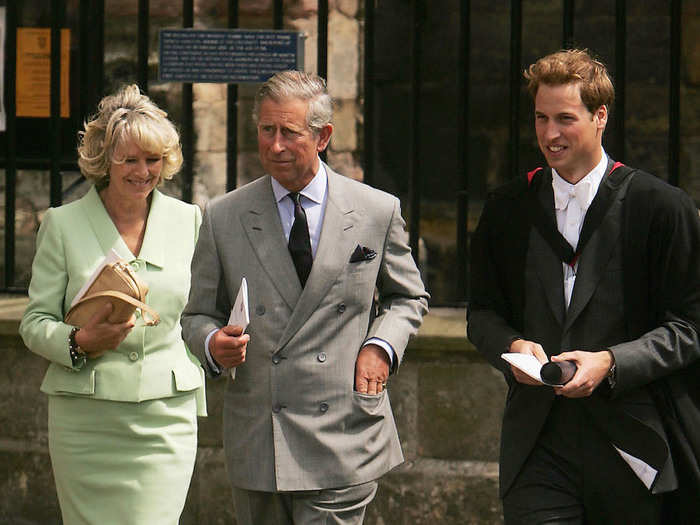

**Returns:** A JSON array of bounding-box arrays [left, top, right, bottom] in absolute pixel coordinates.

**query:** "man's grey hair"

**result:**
[[253, 70, 333, 134]]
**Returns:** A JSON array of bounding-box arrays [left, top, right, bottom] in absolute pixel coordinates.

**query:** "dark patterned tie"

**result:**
[[288, 192, 313, 287]]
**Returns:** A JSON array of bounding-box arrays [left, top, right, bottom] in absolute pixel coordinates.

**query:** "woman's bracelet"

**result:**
[[68, 326, 86, 368]]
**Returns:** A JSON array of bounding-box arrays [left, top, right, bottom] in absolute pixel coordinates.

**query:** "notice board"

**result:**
[[159, 29, 305, 83], [16, 27, 70, 118]]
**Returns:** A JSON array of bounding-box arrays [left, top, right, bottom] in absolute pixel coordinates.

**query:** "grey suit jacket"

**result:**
[[182, 165, 429, 491]]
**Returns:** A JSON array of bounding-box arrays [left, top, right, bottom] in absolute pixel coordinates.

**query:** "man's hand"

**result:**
[[509, 339, 548, 385], [74, 302, 135, 358], [551, 350, 613, 398], [210, 325, 250, 369], [354, 344, 390, 395]]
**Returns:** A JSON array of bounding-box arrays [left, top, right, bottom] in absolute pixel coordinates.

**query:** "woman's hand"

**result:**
[[73, 303, 136, 358]]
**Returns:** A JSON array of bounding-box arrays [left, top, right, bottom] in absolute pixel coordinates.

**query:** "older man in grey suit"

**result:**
[[182, 70, 428, 524]]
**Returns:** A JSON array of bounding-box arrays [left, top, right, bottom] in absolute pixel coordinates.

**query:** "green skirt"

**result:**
[[48, 393, 197, 525]]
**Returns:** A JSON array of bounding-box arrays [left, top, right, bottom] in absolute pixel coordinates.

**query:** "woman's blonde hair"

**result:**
[[77, 84, 183, 188]]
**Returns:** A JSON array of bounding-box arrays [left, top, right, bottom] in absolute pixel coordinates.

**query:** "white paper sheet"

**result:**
[[614, 446, 658, 490], [501, 353, 545, 383], [70, 249, 122, 307], [228, 277, 249, 379]]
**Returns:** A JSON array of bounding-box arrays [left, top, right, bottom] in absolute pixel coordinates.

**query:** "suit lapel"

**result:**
[[81, 185, 134, 261], [564, 161, 630, 331], [276, 169, 357, 351], [530, 173, 566, 326], [135, 189, 166, 268], [241, 177, 302, 312]]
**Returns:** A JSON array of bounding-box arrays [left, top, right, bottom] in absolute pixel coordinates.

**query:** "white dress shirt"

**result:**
[[552, 149, 608, 308], [205, 159, 394, 372], [270, 163, 328, 257]]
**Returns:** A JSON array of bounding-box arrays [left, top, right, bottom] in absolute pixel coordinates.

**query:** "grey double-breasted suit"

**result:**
[[182, 165, 428, 492]]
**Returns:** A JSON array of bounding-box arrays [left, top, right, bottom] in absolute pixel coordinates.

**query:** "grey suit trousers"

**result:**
[[232, 481, 379, 525]]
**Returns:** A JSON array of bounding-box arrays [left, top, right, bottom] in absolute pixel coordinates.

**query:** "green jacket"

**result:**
[[20, 185, 206, 415]]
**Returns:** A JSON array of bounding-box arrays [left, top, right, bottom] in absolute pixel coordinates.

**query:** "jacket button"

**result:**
[[319, 402, 329, 413], [256, 305, 265, 316], [337, 303, 346, 313], [272, 404, 282, 413], [129, 352, 139, 361], [317, 352, 327, 363], [272, 355, 281, 364]]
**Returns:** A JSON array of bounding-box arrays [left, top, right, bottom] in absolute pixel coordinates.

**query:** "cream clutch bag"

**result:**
[[65, 260, 160, 327]]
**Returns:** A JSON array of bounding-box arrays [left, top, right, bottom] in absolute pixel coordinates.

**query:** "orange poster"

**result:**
[[16, 28, 70, 118]]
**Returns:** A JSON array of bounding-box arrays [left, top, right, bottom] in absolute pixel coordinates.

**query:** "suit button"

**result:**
[[317, 352, 327, 363], [256, 305, 265, 316], [319, 402, 329, 413], [272, 355, 281, 364], [129, 352, 139, 361], [272, 404, 282, 413], [337, 303, 346, 313]]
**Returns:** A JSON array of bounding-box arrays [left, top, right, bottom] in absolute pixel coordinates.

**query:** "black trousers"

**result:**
[[503, 397, 665, 525]]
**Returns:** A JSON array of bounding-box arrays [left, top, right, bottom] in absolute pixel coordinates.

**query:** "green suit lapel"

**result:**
[[80, 185, 132, 260], [138, 189, 166, 268], [81, 186, 167, 267]]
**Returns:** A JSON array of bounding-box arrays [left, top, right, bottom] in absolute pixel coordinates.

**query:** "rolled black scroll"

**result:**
[[540, 360, 577, 386]]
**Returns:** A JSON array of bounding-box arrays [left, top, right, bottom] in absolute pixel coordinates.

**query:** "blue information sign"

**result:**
[[159, 29, 305, 83]]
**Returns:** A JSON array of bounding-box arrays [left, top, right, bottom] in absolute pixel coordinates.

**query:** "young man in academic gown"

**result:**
[[468, 49, 700, 524]]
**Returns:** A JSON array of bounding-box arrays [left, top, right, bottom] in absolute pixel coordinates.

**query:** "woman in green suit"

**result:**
[[20, 84, 206, 524]]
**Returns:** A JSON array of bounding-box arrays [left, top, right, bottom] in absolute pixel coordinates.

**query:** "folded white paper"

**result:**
[[228, 277, 249, 329], [501, 353, 546, 384], [71, 249, 122, 307], [614, 446, 658, 489], [228, 277, 249, 379]]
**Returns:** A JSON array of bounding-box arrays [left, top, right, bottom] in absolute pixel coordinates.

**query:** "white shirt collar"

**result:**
[[271, 160, 327, 205], [552, 149, 608, 212]]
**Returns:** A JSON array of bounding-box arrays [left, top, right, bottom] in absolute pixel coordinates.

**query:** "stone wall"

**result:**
[[0, 305, 506, 524]]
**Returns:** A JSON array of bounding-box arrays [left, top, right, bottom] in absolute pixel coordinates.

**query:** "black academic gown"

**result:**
[[467, 159, 700, 520]]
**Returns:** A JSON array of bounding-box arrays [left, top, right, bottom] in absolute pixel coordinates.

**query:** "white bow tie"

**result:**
[[553, 178, 593, 212]]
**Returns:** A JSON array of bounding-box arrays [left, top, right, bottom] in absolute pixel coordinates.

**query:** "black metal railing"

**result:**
[[0, 1, 690, 306]]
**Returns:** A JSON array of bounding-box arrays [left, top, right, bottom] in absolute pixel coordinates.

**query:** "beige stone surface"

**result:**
[[194, 98, 228, 153], [327, 151, 364, 181], [335, 0, 359, 18], [331, 99, 359, 151], [195, 151, 228, 200], [193, 83, 227, 104], [328, 10, 359, 100], [291, 16, 318, 74]]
